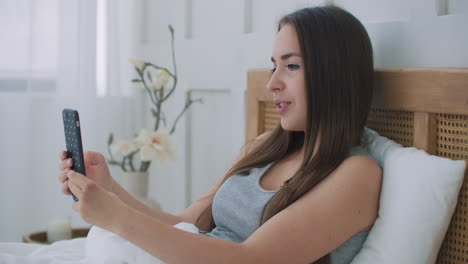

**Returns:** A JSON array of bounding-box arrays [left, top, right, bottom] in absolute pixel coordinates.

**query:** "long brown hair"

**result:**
[[198, 5, 374, 263]]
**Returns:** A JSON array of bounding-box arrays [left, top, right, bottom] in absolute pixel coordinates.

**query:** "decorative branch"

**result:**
[[107, 25, 202, 173], [170, 97, 203, 135], [161, 25, 178, 102], [138, 66, 160, 104], [106, 133, 127, 172]]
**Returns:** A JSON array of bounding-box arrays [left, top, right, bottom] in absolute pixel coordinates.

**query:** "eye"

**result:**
[[287, 64, 300, 70]]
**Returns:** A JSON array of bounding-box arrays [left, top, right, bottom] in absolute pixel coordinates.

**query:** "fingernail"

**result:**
[[67, 159, 72, 165]]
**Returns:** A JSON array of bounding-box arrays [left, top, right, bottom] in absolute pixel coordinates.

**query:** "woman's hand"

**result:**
[[59, 151, 116, 195], [67, 170, 125, 229]]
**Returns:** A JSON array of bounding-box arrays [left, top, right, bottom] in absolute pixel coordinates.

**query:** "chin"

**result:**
[[280, 119, 304, 132]]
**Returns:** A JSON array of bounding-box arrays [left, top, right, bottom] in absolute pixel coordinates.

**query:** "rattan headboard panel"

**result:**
[[246, 68, 468, 264], [367, 109, 414, 147], [262, 101, 280, 132], [435, 114, 468, 263]]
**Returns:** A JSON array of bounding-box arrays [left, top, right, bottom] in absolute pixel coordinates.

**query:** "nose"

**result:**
[[266, 70, 284, 93]]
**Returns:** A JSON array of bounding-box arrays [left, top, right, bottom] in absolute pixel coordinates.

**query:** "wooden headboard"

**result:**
[[246, 68, 468, 263]]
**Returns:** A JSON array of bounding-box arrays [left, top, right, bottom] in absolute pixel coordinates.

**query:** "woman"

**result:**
[[59, 5, 382, 264]]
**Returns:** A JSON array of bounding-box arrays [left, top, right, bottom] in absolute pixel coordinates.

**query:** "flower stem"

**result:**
[[161, 26, 178, 102], [154, 102, 162, 131], [121, 156, 128, 172], [107, 141, 127, 172], [128, 153, 136, 172], [146, 63, 175, 78], [139, 67, 160, 105], [140, 161, 151, 172], [170, 97, 203, 134]]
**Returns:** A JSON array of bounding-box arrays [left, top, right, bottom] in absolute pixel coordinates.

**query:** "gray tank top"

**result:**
[[204, 146, 374, 263]]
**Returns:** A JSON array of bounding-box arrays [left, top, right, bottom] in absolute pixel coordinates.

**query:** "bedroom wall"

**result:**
[[138, 0, 468, 215]]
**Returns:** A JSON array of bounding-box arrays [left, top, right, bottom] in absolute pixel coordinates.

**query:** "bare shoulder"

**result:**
[[340, 154, 381, 174], [242, 153, 383, 262], [329, 155, 383, 204], [335, 155, 382, 189], [326, 154, 382, 230], [342, 154, 380, 170]]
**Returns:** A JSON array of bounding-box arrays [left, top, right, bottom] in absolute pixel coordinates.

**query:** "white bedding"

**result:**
[[0, 222, 199, 264]]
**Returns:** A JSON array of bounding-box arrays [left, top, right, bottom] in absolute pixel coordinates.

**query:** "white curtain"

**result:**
[[0, 0, 142, 242]]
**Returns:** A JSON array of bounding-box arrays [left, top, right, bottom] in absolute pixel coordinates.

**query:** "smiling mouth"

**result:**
[[275, 102, 291, 114]]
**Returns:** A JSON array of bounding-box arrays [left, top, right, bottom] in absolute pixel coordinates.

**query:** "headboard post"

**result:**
[[414, 112, 437, 155]]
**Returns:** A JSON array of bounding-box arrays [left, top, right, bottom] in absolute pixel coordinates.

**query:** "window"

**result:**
[[0, 0, 58, 93], [96, 0, 107, 96]]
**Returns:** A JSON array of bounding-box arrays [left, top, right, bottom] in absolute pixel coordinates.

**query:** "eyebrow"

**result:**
[[270, 52, 301, 62]]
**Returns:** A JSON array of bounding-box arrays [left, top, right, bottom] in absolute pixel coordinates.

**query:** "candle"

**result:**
[[47, 217, 72, 243]]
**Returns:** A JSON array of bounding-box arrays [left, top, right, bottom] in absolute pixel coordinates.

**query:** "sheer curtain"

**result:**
[[0, 0, 141, 242]]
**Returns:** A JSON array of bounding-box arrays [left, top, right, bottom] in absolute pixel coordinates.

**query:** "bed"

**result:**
[[246, 68, 468, 263]]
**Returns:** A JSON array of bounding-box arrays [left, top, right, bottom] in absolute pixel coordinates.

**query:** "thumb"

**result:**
[[84, 151, 105, 165]]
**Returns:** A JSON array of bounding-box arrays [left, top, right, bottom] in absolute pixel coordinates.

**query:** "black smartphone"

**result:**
[[62, 109, 86, 201]]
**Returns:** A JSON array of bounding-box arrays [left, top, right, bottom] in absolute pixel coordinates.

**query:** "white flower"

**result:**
[[110, 139, 140, 156], [129, 58, 145, 70], [150, 70, 170, 90], [136, 128, 176, 165]]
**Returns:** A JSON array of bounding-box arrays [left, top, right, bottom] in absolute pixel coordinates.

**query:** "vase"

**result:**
[[121, 171, 160, 209]]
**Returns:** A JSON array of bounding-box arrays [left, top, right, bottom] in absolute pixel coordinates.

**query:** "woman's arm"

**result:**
[[67, 154, 382, 264], [97, 131, 274, 228], [110, 182, 183, 225], [110, 169, 225, 227]]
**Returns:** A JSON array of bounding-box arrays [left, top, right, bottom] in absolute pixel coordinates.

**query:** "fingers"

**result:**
[[60, 158, 73, 170], [59, 151, 67, 160], [59, 151, 73, 171], [68, 170, 99, 204], [68, 176, 83, 199], [59, 162, 72, 195], [67, 170, 88, 187], [58, 168, 69, 183], [61, 181, 72, 195]]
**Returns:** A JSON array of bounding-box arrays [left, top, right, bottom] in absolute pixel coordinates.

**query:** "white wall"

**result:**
[[135, 0, 468, 216]]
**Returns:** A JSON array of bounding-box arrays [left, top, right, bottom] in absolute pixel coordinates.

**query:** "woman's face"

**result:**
[[267, 23, 307, 132]]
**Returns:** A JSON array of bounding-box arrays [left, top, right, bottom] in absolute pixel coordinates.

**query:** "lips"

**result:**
[[274, 99, 291, 114]]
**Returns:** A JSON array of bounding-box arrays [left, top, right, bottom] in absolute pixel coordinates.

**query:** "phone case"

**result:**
[[62, 109, 86, 201]]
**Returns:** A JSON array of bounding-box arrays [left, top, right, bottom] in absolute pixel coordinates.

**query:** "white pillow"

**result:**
[[351, 128, 466, 264]]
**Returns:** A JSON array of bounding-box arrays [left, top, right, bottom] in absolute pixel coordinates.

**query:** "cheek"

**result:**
[[295, 83, 307, 111], [292, 74, 307, 97], [298, 100, 308, 126], [297, 89, 308, 127]]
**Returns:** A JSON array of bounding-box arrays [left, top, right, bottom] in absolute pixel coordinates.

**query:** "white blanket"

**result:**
[[0, 222, 200, 264]]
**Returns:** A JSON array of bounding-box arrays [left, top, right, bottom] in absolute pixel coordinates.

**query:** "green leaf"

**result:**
[[132, 78, 142, 83], [108, 133, 114, 145]]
